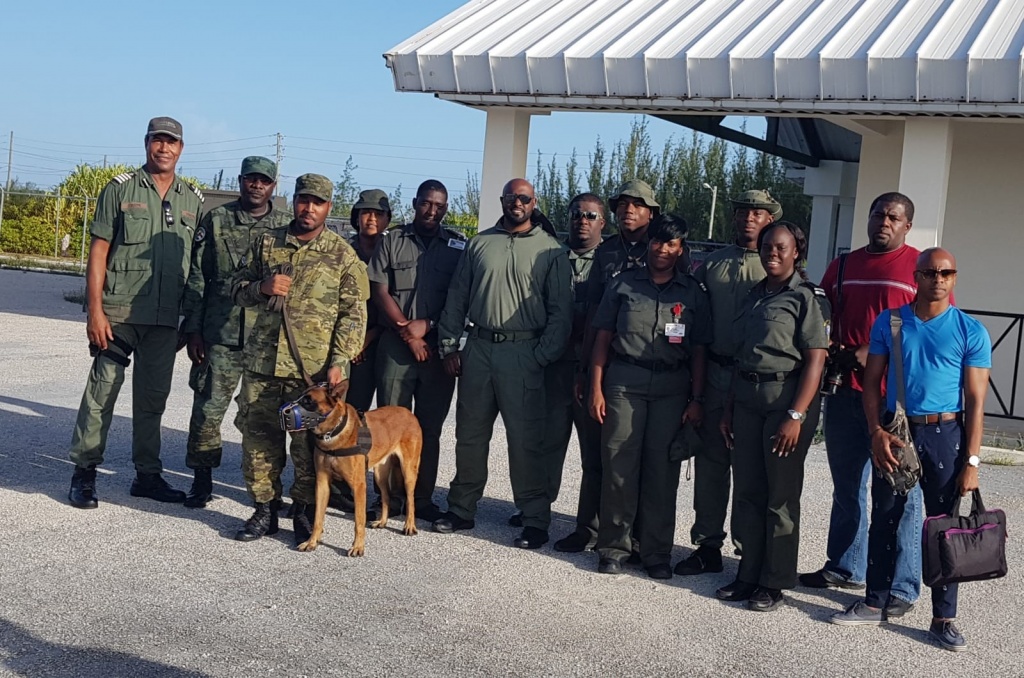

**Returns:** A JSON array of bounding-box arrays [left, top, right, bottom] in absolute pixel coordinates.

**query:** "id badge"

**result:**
[[448, 238, 466, 250], [665, 323, 685, 344]]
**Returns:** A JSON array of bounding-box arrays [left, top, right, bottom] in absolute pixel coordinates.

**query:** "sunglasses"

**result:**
[[501, 193, 534, 205], [161, 200, 175, 227], [916, 268, 957, 280], [570, 209, 601, 221], [242, 174, 275, 186]]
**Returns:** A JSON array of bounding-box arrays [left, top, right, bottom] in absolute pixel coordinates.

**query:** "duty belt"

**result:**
[[468, 326, 542, 343], [739, 369, 798, 384], [908, 412, 960, 425], [614, 354, 684, 372], [707, 350, 736, 368]]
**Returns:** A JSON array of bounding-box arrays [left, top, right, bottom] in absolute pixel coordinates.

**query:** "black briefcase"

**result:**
[[922, 489, 1008, 588]]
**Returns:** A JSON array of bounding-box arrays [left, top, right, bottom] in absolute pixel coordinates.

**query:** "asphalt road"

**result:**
[[1, 268, 1022, 677]]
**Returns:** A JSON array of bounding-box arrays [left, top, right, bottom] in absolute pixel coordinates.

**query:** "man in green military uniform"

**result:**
[[675, 189, 781, 576], [433, 178, 573, 549], [369, 180, 464, 522], [68, 116, 204, 509], [180, 156, 290, 508], [230, 173, 368, 544]]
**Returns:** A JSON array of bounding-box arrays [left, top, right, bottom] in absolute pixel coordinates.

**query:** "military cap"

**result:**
[[146, 116, 183, 141], [609, 179, 660, 213], [730, 188, 783, 219], [352, 189, 391, 214], [240, 156, 277, 180], [294, 173, 333, 202]]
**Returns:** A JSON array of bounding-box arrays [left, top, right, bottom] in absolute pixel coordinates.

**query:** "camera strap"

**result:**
[[833, 253, 849, 340]]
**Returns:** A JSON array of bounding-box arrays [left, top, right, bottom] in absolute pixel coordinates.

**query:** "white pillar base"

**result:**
[[898, 119, 953, 249], [478, 108, 537, 230]]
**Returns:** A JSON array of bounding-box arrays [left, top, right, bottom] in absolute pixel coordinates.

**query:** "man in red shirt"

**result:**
[[799, 192, 923, 617]]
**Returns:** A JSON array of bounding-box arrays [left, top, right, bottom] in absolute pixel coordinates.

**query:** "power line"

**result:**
[[16, 134, 276, 149]]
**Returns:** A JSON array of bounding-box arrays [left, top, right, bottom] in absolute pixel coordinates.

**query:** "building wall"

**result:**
[[848, 125, 904, 251]]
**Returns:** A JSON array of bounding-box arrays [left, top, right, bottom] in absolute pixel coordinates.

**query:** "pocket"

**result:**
[[393, 260, 417, 291], [110, 266, 152, 297], [122, 214, 150, 245], [189, 360, 211, 394], [623, 309, 649, 335]]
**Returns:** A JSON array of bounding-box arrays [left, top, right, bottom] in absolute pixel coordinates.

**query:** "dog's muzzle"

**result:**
[[279, 395, 324, 432]]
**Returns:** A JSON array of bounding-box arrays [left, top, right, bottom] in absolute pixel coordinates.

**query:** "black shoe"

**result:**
[[748, 587, 784, 612], [645, 564, 673, 580], [183, 467, 213, 508], [716, 579, 757, 602], [798, 569, 865, 590], [415, 503, 445, 523], [68, 466, 99, 509], [513, 527, 549, 550], [553, 530, 596, 553], [884, 596, 915, 618], [598, 558, 623, 575], [673, 546, 724, 576], [626, 549, 642, 566], [292, 502, 314, 546], [235, 502, 279, 542], [130, 473, 186, 503], [508, 511, 524, 527], [432, 512, 475, 534]]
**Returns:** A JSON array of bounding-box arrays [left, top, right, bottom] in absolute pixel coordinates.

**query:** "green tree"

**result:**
[[331, 156, 360, 218]]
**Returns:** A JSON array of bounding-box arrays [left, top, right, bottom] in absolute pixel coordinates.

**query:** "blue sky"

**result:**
[[0, 1, 749, 201]]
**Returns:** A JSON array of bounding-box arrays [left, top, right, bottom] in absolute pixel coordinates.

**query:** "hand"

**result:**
[[352, 350, 367, 365], [719, 405, 734, 450], [186, 333, 206, 365], [176, 321, 188, 352], [870, 427, 902, 473], [443, 352, 462, 378], [854, 345, 870, 370], [397, 319, 430, 342], [682, 401, 703, 429], [86, 309, 114, 350], [326, 367, 344, 393], [589, 388, 606, 424], [772, 419, 802, 457], [260, 274, 292, 297], [957, 465, 980, 496], [408, 338, 431, 363]]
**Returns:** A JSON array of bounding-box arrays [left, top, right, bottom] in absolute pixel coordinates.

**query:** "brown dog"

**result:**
[[294, 383, 422, 557]]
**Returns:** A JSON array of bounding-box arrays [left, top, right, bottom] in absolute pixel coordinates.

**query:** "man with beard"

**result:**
[[433, 178, 572, 549], [180, 156, 289, 508]]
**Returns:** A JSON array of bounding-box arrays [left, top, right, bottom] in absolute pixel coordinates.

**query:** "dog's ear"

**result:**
[[329, 378, 350, 404]]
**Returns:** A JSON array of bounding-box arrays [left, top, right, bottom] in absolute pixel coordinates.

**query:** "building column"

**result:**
[[898, 119, 953, 249], [800, 160, 859, 282], [478, 108, 537, 230]]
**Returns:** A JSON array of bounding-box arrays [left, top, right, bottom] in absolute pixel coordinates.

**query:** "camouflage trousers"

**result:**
[[186, 343, 244, 469], [235, 371, 315, 505]]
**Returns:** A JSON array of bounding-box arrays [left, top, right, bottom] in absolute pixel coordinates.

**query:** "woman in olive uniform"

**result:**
[[589, 215, 711, 579], [718, 221, 830, 611]]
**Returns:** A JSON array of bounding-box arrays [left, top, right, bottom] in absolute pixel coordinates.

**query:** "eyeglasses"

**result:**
[[161, 200, 174, 227], [570, 209, 601, 221], [242, 174, 275, 186], [501, 193, 534, 206], [916, 268, 957, 280]]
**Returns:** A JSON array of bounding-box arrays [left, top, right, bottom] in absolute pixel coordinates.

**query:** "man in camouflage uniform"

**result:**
[[180, 156, 289, 508], [68, 117, 204, 509], [230, 173, 368, 544]]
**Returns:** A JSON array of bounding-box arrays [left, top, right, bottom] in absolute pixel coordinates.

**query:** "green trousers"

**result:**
[[70, 322, 178, 474], [375, 331, 456, 509], [689, 382, 738, 551], [597, 361, 689, 566], [186, 342, 245, 469], [544, 359, 600, 516], [446, 337, 551, 530], [731, 379, 821, 590], [235, 371, 316, 505]]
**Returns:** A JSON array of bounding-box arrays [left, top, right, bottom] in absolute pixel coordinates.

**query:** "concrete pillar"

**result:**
[[478, 108, 537, 230], [849, 124, 905, 250], [898, 119, 953, 249], [801, 160, 858, 282]]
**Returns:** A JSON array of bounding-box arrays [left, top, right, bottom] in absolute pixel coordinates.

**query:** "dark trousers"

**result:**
[[690, 382, 736, 551], [865, 419, 964, 619]]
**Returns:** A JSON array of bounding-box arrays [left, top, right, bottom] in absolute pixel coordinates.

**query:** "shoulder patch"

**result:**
[[186, 182, 205, 203], [112, 172, 134, 185], [194, 226, 206, 243]]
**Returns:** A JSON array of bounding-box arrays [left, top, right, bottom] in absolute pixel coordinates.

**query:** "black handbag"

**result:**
[[877, 312, 923, 495], [923, 489, 1008, 588]]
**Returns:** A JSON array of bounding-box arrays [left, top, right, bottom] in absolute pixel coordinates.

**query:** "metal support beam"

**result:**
[[654, 114, 821, 167]]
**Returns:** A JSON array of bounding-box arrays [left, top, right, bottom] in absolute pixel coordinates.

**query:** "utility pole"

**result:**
[[702, 182, 718, 241], [275, 132, 283, 194], [103, 155, 107, 169], [5, 131, 12, 191]]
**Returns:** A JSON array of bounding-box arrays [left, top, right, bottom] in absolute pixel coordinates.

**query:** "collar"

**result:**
[[284, 223, 331, 250], [756, 272, 802, 297], [634, 267, 687, 287], [564, 237, 599, 258], [314, 410, 349, 443], [138, 167, 183, 195], [494, 218, 539, 237]]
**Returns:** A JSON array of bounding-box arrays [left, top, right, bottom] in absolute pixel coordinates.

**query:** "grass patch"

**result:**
[[984, 456, 1020, 467], [0, 253, 85, 275], [983, 430, 1024, 451]]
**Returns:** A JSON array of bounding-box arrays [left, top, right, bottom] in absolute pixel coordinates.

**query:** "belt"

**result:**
[[708, 350, 736, 368], [468, 326, 542, 343], [613, 354, 684, 372], [908, 412, 960, 425], [738, 370, 798, 384]]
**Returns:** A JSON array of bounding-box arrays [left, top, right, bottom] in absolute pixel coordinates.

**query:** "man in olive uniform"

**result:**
[[675, 189, 780, 576], [433, 178, 573, 549], [68, 116, 204, 509], [230, 173, 368, 543], [180, 156, 289, 508], [369, 180, 464, 523]]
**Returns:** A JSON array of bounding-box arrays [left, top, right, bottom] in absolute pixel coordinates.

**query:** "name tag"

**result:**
[[665, 323, 685, 344], [448, 238, 466, 250]]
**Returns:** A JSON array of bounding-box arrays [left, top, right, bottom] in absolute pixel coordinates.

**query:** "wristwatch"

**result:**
[[968, 454, 981, 468], [691, 395, 706, 404], [787, 409, 806, 422], [428, 319, 437, 330]]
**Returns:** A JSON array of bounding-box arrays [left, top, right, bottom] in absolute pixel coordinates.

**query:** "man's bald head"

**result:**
[[917, 247, 956, 270], [914, 247, 957, 304], [500, 178, 536, 229]]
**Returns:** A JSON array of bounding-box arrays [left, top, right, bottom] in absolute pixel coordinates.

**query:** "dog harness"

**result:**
[[314, 411, 373, 458]]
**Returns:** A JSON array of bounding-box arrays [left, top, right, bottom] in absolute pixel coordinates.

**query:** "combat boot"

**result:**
[[292, 501, 315, 546], [68, 466, 99, 509], [235, 502, 279, 542], [184, 467, 213, 508], [130, 473, 187, 503]]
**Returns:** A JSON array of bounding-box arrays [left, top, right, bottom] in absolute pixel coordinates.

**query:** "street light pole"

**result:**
[[702, 182, 718, 241]]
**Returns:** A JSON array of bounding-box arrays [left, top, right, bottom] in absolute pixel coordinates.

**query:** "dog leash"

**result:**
[[267, 262, 314, 387]]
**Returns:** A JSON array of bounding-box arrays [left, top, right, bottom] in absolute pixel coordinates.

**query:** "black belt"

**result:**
[[468, 326, 542, 343], [708, 350, 735, 368], [738, 370, 798, 384], [908, 412, 960, 425], [614, 354, 684, 372]]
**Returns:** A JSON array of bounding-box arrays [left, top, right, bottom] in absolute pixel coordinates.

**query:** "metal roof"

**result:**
[[385, 0, 1024, 115]]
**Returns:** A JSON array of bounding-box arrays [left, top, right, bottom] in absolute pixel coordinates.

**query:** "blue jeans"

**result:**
[[823, 388, 921, 603]]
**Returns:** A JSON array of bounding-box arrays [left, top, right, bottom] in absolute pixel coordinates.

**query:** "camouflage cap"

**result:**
[[240, 156, 277, 180], [609, 179, 660, 212], [352, 189, 391, 214], [294, 173, 333, 202], [146, 116, 183, 141], [731, 189, 783, 219]]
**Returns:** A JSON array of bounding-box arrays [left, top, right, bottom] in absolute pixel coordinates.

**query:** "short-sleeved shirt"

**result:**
[[586, 233, 649, 309], [869, 304, 992, 415], [592, 268, 712, 370], [558, 241, 598, 363], [735, 275, 831, 374]]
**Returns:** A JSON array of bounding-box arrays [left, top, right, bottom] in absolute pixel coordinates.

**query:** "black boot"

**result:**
[[184, 468, 213, 508], [235, 502, 279, 542], [68, 466, 99, 509], [292, 501, 314, 546], [129, 473, 187, 503]]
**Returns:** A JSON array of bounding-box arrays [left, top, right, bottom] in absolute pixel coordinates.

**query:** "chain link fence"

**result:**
[[0, 187, 93, 268]]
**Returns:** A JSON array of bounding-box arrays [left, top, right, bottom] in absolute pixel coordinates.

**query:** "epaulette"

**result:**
[[689, 273, 708, 294], [445, 227, 468, 241], [186, 182, 205, 203], [801, 281, 827, 297], [611, 270, 621, 278], [111, 172, 134, 185]]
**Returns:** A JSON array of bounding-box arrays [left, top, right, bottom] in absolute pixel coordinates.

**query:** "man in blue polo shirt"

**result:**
[[830, 247, 991, 653]]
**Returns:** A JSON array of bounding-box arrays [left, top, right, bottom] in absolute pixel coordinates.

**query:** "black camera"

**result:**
[[820, 346, 846, 396]]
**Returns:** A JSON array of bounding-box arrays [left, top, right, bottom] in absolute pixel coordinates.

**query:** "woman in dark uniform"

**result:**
[[717, 221, 830, 611], [588, 214, 711, 579]]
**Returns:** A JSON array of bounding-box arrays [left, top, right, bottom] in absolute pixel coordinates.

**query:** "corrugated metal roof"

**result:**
[[385, 0, 1024, 111]]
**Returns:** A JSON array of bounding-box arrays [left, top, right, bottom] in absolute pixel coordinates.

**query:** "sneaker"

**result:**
[[748, 587, 784, 612], [830, 602, 887, 626], [929, 620, 968, 652], [673, 546, 723, 576], [884, 596, 915, 618], [798, 569, 865, 590]]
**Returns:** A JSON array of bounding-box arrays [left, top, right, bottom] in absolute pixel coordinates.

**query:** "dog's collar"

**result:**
[[314, 411, 349, 444], [313, 411, 372, 458]]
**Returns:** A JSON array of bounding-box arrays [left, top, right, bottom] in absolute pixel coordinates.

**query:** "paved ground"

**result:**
[[1, 268, 1022, 677]]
